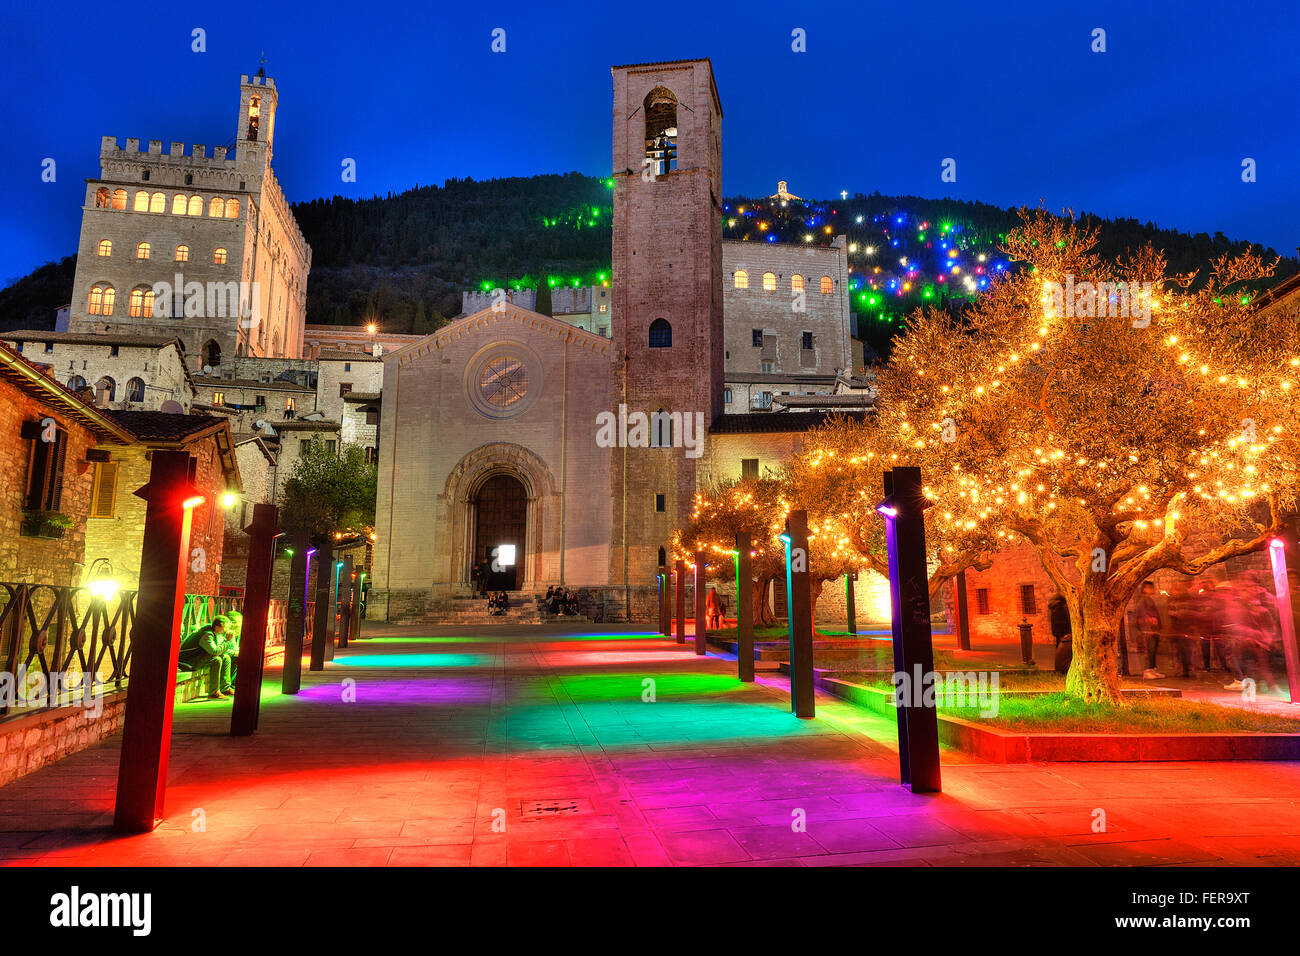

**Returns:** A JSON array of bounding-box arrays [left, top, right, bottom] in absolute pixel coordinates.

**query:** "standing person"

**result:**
[[1192, 582, 1217, 672], [1133, 581, 1164, 680], [1048, 594, 1072, 674], [1165, 579, 1197, 678], [1117, 616, 1132, 677], [1215, 581, 1253, 691]]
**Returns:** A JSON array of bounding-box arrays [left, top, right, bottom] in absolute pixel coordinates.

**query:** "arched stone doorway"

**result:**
[[441, 442, 558, 594], [472, 473, 527, 590]]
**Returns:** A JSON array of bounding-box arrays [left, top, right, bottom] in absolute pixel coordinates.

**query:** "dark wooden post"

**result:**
[[674, 559, 686, 645], [114, 451, 200, 833], [310, 539, 334, 670], [282, 529, 309, 694], [693, 551, 707, 656], [881, 467, 941, 793], [845, 571, 858, 636], [324, 555, 339, 662], [658, 565, 669, 635], [736, 536, 755, 682], [785, 510, 815, 718], [337, 555, 353, 649], [955, 570, 972, 650], [231, 503, 281, 736], [351, 569, 363, 640]]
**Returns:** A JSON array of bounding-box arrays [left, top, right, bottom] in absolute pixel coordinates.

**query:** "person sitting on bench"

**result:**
[[178, 615, 235, 699]]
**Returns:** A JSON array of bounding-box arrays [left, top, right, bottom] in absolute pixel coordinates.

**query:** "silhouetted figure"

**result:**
[[1132, 580, 1164, 679]]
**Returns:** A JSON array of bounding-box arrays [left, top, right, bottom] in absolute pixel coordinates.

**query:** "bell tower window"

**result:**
[[247, 96, 260, 141], [643, 87, 678, 176]]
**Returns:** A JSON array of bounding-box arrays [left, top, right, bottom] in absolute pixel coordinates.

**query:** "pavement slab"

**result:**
[[1, 621, 1299, 866]]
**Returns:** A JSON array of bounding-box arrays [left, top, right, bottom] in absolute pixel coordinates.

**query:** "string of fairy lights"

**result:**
[[671, 234, 1298, 575], [475, 179, 1018, 325]]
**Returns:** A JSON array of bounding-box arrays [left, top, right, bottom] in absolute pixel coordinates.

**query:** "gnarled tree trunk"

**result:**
[[1064, 584, 1124, 703], [754, 576, 774, 626]]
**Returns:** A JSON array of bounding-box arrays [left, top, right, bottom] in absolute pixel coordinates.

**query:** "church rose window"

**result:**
[[480, 357, 528, 408]]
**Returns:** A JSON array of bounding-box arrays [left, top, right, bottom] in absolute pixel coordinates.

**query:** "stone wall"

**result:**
[[0, 388, 97, 586], [721, 237, 853, 380], [0, 693, 127, 787], [82, 436, 228, 592]]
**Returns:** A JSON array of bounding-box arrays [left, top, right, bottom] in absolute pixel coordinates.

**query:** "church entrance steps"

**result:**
[[419, 595, 591, 626]]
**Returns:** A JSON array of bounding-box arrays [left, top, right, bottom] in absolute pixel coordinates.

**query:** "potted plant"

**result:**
[[21, 509, 74, 540]]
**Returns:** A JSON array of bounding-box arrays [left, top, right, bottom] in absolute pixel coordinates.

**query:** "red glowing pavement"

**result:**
[[3, 622, 1300, 866]]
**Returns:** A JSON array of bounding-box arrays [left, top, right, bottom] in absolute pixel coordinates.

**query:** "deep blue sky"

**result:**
[[3, 0, 1298, 286]]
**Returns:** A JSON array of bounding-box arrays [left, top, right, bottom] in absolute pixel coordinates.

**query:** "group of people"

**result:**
[[486, 591, 509, 616], [1049, 576, 1282, 691], [544, 586, 581, 616], [178, 611, 242, 700]]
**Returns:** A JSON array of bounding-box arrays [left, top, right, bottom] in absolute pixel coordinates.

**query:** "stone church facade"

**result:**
[[371, 58, 870, 623]]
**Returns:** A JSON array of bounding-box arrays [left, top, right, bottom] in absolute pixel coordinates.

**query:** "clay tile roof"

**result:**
[[272, 419, 340, 431], [342, 391, 381, 403], [3, 330, 185, 350], [0, 343, 138, 444], [108, 410, 225, 443], [709, 410, 870, 434], [318, 349, 383, 362]]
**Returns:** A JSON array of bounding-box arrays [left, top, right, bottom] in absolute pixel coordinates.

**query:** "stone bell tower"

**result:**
[[236, 69, 278, 184], [608, 59, 724, 618]]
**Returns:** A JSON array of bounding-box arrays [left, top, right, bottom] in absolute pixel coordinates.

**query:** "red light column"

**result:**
[[693, 550, 707, 656], [113, 451, 202, 833]]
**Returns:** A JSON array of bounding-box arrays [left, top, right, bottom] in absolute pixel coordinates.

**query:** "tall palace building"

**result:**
[[68, 71, 311, 370]]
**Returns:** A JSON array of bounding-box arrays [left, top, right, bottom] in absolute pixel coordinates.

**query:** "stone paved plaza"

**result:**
[[4, 623, 1300, 867]]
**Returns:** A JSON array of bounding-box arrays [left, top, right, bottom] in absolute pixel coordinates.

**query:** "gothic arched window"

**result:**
[[648, 318, 672, 348]]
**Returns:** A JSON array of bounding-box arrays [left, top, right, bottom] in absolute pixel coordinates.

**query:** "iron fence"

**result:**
[[0, 583, 135, 716], [0, 585, 295, 717]]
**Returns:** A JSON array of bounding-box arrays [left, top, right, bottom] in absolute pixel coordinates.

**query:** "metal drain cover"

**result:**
[[521, 799, 584, 816]]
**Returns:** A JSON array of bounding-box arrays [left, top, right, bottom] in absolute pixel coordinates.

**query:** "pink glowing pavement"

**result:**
[[3, 622, 1300, 866]]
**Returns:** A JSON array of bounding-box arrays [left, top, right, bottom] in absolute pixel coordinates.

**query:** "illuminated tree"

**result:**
[[782, 413, 999, 602], [880, 209, 1300, 702], [672, 477, 857, 626]]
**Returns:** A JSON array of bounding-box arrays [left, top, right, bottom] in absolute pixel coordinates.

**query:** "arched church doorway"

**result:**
[[473, 473, 527, 590]]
